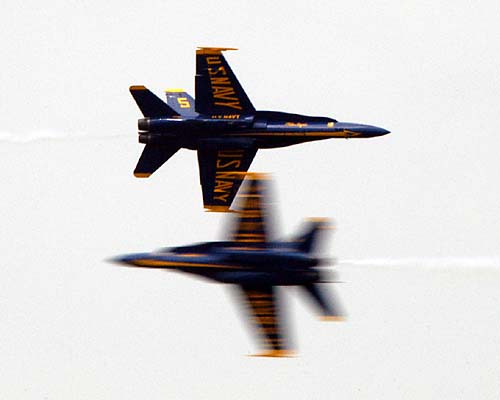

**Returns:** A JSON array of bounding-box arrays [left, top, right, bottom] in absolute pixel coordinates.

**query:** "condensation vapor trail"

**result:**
[[338, 257, 500, 269], [0, 131, 127, 143]]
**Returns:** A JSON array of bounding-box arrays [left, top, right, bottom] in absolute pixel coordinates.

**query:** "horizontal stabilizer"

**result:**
[[130, 85, 177, 118], [134, 143, 180, 178], [301, 283, 344, 319], [293, 218, 332, 254]]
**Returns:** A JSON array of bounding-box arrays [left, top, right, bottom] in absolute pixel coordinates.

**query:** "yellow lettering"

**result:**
[[214, 101, 243, 110], [208, 66, 226, 76], [177, 97, 190, 108], [206, 56, 221, 65], [216, 159, 241, 169], [215, 171, 241, 180], [218, 150, 244, 157], [214, 193, 230, 202], [212, 86, 237, 101], [285, 122, 308, 128], [210, 76, 231, 85], [214, 180, 233, 193]]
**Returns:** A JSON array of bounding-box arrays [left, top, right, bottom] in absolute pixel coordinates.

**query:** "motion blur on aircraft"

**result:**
[[112, 174, 344, 357], [130, 47, 390, 211]]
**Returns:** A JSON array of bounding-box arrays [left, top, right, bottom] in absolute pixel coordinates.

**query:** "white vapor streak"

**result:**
[[0, 131, 127, 143], [338, 257, 500, 269]]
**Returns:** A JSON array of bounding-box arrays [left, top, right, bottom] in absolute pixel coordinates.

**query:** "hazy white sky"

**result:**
[[2, 1, 500, 398], [2, 0, 500, 258]]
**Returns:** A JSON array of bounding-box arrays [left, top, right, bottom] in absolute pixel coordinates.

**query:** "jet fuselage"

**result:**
[[129, 47, 390, 210], [114, 242, 322, 286], [111, 174, 344, 355], [137, 110, 389, 150]]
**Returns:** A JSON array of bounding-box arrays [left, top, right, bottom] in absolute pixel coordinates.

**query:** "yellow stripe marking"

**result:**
[[245, 172, 270, 180], [320, 316, 346, 322], [249, 350, 295, 358], [205, 205, 232, 213], [228, 131, 358, 137], [236, 233, 266, 238], [196, 47, 238, 55], [227, 247, 265, 251], [133, 259, 241, 269]]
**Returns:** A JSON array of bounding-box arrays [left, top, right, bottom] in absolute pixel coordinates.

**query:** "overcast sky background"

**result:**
[[2, 1, 500, 398]]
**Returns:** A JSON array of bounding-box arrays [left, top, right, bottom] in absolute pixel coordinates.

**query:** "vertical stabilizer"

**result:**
[[165, 89, 198, 117], [293, 218, 332, 254]]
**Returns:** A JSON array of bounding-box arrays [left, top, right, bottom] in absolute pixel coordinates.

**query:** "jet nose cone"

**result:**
[[335, 122, 390, 137], [107, 254, 136, 266], [371, 126, 390, 136], [355, 124, 390, 137]]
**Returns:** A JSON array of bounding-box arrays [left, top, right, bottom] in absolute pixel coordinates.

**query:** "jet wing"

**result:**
[[228, 173, 270, 247], [197, 140, 257, 212], [239, 284, 291, 356], [195, 47, 255, 115]]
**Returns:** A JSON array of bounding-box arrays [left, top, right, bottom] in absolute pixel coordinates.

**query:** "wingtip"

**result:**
[[134, 172, 151, 178], [130, 85, 147, 91], [248, 350, 296, 358], [196, 47, 238, 55], [320, 316, 346, 322], [244, 172, 271, 181], [204, 205, 232, 213], [305, 217, 334, 230]]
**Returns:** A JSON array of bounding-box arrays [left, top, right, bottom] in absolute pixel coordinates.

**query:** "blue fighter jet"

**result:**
[[130, 47, 390, 211], [112, 174, 344, 357]]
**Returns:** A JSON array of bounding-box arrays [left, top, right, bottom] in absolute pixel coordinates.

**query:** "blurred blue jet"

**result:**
[[112, 174, 344, 357], [130, 47, 390, 211]]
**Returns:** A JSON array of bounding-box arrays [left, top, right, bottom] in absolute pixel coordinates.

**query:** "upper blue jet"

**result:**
[[130, 47, 390, 211]]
